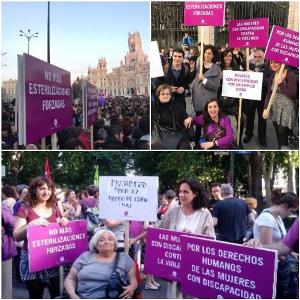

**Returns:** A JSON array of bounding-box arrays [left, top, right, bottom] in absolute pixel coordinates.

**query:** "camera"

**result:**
[[106, 273, 123, 299], [106, 270, 130, 299], [117, 271, 130, 286]]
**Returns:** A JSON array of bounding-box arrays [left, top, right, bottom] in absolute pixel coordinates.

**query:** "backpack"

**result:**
[[264, 210, 299, 298], [86, 206, 100, 233], [276, 254, 299, 299]]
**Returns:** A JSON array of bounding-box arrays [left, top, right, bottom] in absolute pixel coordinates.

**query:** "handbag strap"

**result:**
[[264, 209, 285, 239], [204, 121, 224, 141], [111, 251, 120, 276]]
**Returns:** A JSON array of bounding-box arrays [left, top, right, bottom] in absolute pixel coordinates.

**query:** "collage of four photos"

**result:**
[[1, 1, 299, 300]]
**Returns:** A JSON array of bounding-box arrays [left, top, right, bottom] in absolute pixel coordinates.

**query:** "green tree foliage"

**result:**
[[1, 152, 130, 189], [2, 152, 297, 198], [131, 152, 250, 193]]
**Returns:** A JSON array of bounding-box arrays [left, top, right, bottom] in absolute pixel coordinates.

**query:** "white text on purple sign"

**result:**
[[31, 226, 86, 255]]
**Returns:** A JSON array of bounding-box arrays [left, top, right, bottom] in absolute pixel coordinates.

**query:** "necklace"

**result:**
[[204, 62, 213, 68]]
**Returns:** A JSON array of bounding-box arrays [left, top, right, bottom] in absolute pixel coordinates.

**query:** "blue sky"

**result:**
[[1, 1, 150, 82]]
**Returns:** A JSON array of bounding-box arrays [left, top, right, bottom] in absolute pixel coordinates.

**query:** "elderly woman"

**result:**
[[65, 229, 137, 299], [13, 177, 68, 299], [160, 178, 215, 298], [152, 84, 193, 149]]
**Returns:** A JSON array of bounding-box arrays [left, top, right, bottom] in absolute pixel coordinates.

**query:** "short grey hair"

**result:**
[[220, 183, 234, 197], [89, 229, 118, 253]]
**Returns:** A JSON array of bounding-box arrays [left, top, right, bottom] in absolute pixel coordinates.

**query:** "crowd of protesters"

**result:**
[[2, 176, 298, 299], [2, 95, 150, 150], [152, 37, 299, 150]]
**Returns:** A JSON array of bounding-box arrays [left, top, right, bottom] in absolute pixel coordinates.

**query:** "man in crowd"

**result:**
[[161, 48, 196, 110], [212, 183, 255, 244], [243, 48, 271, 147], [182, 32, 193, 48], [164, 189, 179, 209], [208, 182, 223, 212]]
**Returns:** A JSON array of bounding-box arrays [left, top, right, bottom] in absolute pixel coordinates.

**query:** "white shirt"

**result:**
[[253, 209, 286, 243], [176, 209, 202, 233]]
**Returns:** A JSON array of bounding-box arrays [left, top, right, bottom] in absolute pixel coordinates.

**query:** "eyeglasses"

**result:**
[[254, 56, 263, 58]]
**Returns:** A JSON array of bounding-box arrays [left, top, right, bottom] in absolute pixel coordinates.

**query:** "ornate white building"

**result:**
[[1, 79, 17, 103], [88, 31, 149, 97]]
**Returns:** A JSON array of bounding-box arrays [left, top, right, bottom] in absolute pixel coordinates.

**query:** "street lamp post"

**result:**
[[1, 52, 7, 67], [19, 29, 39, 54]]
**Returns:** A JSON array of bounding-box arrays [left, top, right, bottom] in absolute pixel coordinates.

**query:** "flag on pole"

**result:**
[[93, 165, 99, 186], [45, 157, 52, 181]]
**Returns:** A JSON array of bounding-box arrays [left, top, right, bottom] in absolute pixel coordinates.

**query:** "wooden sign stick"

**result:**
[[264, 64, 286, 118]]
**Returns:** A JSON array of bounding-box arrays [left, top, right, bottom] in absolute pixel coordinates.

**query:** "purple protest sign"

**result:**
[[184, 1, 225, 26], [144, 227, 214, 282], [22, 54, 72, 144], [98, 95, 106, 106], [180, 236, 277, 299], [85, 83, 98, 128], [228, 18, 269, 48], [27, 220, 88, 272], [265, 25, 299, 67]]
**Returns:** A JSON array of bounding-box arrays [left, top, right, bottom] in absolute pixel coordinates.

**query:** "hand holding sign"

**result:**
[[29, 217, 50, 226], [262, 109, 269, 120]]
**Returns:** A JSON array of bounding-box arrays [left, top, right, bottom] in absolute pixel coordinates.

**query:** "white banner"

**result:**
[[99, 176, 159, 222], [222, 70, 263, 100], [150, 41, 164, 78]]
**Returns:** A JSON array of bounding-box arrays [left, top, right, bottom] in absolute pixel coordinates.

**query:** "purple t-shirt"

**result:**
[[79, 197, 98, 218], [282, 218, 299, 253], [129, 221, 144, 238]]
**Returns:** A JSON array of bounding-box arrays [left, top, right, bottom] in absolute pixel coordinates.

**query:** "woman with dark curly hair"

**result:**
[[159, 178, 215, 298], [185, 98, 234, 149], [13, 177, 69, 299]]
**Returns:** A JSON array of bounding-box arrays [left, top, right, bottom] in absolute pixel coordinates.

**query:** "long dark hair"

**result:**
[[219, 48, 238, 70], [178, 178, 208, 210], [27, 177, 57, 208], [203, 45, 219, 64], [202, 99, 226, 125]]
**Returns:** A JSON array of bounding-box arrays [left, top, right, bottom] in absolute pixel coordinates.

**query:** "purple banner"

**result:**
[[24, 54, 72, 144], [184, 1, 225, 26], [28, 220, 88, 272], [86, 83, 98, 128], [228, 18, 269, 48], [180, 236, 277, 299], [265, 25, 299, 67], [144, 227, 213, 282]]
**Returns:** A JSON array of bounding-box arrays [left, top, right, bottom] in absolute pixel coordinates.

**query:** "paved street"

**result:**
[[12, 269, 167, 299]]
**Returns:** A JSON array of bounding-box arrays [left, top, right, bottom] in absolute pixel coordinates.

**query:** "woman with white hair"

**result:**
[[64, 229, 137, 299]]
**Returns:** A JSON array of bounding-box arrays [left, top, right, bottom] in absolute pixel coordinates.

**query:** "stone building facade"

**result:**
[[1, 79, 17, 103], [87, 31, 149, 97]]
